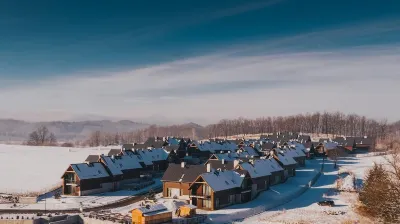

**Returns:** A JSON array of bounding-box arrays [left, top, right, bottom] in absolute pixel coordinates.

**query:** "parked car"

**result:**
[[317, 200, 334, 207]]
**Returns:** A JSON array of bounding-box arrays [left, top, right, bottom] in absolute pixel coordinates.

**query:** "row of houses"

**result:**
[[161, 140, 307, 211], [61, 147, 169, 196]]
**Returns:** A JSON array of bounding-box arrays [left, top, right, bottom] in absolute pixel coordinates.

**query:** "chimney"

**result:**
[[221, 159, 225, 164], [206, 163, 211, 172], [111, 155, 115, 160], [233, 159, 240, 168], [181, 161, 186, 168]]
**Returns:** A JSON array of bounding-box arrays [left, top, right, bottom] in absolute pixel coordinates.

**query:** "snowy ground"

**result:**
[[0, 179, 162, 211], [0, 144, 117, 193], [241, 155, 387, 224], [198, 159, 323, 223]]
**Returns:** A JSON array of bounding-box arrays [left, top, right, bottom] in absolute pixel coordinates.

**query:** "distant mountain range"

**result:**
[[0, 119, 150, 142]]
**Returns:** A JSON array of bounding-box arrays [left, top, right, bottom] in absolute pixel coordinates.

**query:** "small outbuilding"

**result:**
[[176, 204, 197, 218], [131, 204, 172, 224]]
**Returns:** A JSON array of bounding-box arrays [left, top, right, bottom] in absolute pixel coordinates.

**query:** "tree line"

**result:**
[[83, 111, 394, 147]]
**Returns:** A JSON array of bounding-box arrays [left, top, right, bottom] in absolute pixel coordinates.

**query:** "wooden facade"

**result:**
[[61, 164, 113, 196], [189, 172, 253, 211], [131, 207, 172, 224]]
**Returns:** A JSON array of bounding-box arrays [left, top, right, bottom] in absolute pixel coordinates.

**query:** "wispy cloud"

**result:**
[[1, 44, 399, 123], [1, 17, 400, 123]]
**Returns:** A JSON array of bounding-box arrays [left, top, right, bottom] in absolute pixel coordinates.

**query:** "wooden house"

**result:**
[[354, 136, 374, 151], [235, 159, 272, 194], [284, 142, 307, 167], [61, 162, 113, 196], [263, 158, 285, 185], [270, 149, 297, 178], [161, 162, 207, 199], [189, 168, 253, 210], [99, 154, 143, 183], [137, 148, 169, 171], [205, 159, 239, 171], [123, 149, 154, 170], [187, 141, 213, 158], [131, 204, 172, 224]]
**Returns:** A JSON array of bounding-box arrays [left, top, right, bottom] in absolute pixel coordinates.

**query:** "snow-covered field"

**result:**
[[0, 144, 117, 194], [0, 179, 162, 211], [241, 155, 387, 224]]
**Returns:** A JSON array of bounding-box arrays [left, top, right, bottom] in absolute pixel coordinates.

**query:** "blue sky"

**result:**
[[1, 0, 400, 124]]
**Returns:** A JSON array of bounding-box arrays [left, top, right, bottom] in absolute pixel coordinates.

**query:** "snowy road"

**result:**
[[243, 155, 386, 224]]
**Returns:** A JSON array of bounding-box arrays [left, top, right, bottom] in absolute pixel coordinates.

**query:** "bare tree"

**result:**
[[27, 126, 57, 146]]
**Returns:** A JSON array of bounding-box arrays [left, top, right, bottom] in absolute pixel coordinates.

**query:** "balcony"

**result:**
[[189, 194, 211, 199], [64, 179, 77, 185]]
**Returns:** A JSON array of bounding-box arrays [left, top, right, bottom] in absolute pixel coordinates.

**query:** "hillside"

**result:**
[[0, 119, 149, 142]]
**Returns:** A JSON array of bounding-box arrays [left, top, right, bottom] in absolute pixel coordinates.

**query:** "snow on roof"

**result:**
[[138, 148, 169, 162], [192, 141, 238, 153], [257, 158, 284, 173], [101, 154, 143, 175], [134, 151, 153, 166], [240, 161, 271, 178], [242, 146, 259, 157], [201, 170, 244, 192], [135, 204, 168, 216], [167, 138, 180, 146], [213, 153, 239, 161], [324, 142, 338, 150], [276, 153, 297, 166], [71, 162, 110, 180], [282, 145, 306, 158]]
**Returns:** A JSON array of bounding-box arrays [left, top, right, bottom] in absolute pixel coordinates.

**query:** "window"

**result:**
[[203, 185, 211, 196], [203, 199, 212, 209], [229, 195, 235, 204]]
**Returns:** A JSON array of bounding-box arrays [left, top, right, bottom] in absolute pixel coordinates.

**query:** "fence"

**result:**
[[36, 187, 62, 202]]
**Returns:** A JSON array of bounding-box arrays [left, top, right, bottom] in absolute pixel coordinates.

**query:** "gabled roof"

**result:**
[[108, 149, 122, 156], [239, 161, 272, 178], [199, 170, 246, 192], [260, 142, 275, 151], [164, 145, 179, 152], [122, 144, 134, 150], [275, 152, 297, 166], [70, 162, 110, 180], [167, 138, 180, 146], [209, 153, 239, 161], [237, 146, 259, 158], [85, 155, 100, 163], [138, 148, 169, 162], [161, 164, 207, 183], [354, 137, 373, 145], [100, 154, 143, 176], [323, 142, 338, 150], [206, 160, 236, 170]]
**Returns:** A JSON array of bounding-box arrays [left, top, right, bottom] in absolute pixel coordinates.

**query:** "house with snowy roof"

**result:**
[[235, 159, 271, 193], [283, 142, 307, 167], [61, 162, 113, 196], [270, 149, 297, 178], [99, 154, 143, 181], [161, 162, 208, 199], [188, 166, 253, 210], [137, 148, 169, 171]]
